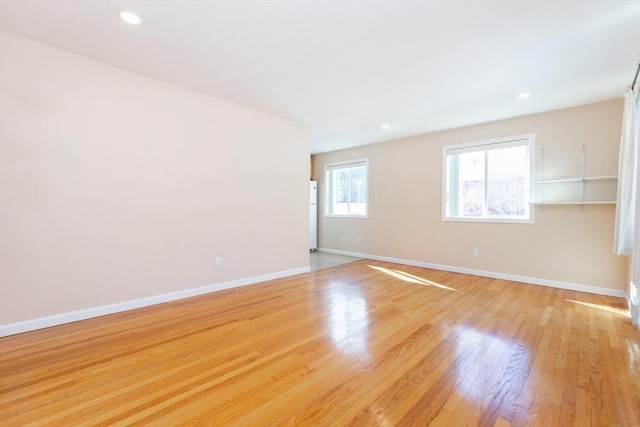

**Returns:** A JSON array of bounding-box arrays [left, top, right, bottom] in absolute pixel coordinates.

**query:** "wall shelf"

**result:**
[[532, 175, 618, 184], [529, 201, 616, 206], [531, 145, 618, 208]]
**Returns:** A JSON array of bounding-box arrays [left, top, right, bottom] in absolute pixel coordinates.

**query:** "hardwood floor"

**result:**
[[1, 260, 638, 426]]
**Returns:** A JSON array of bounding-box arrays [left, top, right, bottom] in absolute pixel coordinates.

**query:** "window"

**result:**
[[325, 159, 368, 217], [443, 134, 534, 223]]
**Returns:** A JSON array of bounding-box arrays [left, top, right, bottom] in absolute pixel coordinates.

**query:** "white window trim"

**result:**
[[441, 134, 535, 224], [324, 158, 369, 218]]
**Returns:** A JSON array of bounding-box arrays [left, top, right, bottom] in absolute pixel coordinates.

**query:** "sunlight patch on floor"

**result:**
[[566, 299, 629, 317], [368, 265, 456, 291]]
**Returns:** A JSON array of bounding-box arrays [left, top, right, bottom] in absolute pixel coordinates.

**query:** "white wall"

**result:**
[[314, 100, 627, 293], [0, 32, 310, 326]]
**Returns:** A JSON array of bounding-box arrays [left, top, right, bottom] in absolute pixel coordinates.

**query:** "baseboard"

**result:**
[[318, 248, 627, 299], [0, 266, 310, 337], [3, 250, 627, 338]]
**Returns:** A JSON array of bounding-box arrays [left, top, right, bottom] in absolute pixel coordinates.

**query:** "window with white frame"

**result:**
[[443, 134, 534, 222], [325, 159, 368, 217]]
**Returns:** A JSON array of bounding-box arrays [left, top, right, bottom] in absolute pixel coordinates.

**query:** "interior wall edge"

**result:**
[[0, 266, 311, 338], [317, 248, 628, 299]]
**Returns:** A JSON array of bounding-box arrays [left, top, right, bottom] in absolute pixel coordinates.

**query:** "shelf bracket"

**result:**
[[580, 144, 585, 212], [539, 147, 544, 213]]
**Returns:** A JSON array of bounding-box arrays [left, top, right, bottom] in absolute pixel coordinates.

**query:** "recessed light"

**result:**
[[120, 11, 141, 25], [381, 124, 391, 129], [517, 92, 531, 99]]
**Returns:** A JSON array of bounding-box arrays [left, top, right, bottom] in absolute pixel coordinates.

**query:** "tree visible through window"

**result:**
[[443, 135, 533, 222], [325, 159, 368, 217]]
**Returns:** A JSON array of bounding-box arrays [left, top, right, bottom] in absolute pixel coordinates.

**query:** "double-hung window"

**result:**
[[325, 159, 368, 217], [443, 134, 534, 223]]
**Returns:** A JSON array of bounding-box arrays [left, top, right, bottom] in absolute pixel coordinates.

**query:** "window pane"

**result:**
[[459, 151, 484, 217], [349, 165, 367, 215], [486, 146, 527, 217], [335, 169, 349, 212]]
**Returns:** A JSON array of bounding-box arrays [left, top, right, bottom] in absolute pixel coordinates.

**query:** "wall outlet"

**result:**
[[472, 248, 479, 257], [215, 257, 222, 268], [357, 237, 362, 244]]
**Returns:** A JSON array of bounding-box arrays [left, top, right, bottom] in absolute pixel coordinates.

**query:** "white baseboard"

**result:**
[[0, 266, 310, 337], [3, 249, 628, 338], [318, 248, 627, 299]]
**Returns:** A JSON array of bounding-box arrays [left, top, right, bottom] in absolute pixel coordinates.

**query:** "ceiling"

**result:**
[[1, 1, 639, 154]]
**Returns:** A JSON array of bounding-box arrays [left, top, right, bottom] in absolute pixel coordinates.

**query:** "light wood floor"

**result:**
[[1, 260, 639, 426]]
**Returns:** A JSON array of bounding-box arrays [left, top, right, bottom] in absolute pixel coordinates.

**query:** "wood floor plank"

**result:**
[[1, 259, 638, 426]]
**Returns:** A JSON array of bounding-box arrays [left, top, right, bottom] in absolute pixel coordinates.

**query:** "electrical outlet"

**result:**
[[472, 248, 479, 257], [215, 257, 222, 268], [357, 237, 362, 244]]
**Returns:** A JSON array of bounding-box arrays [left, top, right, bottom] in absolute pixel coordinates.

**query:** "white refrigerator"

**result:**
[[310, 180, 317, 251]]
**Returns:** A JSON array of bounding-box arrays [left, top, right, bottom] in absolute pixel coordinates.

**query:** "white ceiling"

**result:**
[[1, 1, 639, 154]]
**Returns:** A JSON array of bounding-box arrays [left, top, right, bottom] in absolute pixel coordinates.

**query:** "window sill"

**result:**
[[324, 214, 369, 219], [442, 216, 534, 224]]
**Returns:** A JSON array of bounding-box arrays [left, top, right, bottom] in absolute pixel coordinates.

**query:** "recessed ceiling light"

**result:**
[[381, 124, 391, 129], [517, 92, 532, 99], [120, 11, 141, 25]]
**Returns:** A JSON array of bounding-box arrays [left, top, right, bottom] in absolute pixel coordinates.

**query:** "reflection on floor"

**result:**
[[310, 251, 361, 271]]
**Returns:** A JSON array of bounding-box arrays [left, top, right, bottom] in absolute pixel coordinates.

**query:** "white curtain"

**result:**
[[614, 88, 637, 255], [632, 147, 640, 328], [614, 86, 639, 328], [631, 90, 640, 329]]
